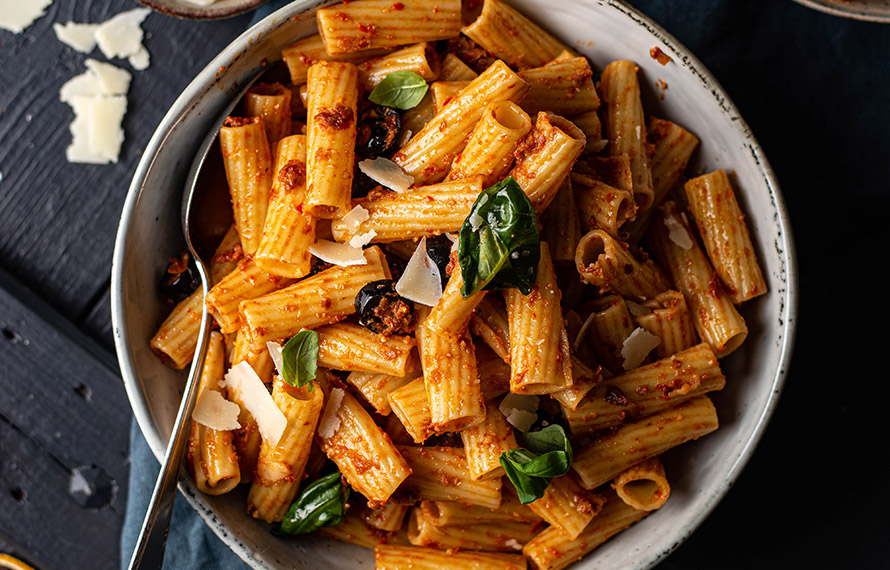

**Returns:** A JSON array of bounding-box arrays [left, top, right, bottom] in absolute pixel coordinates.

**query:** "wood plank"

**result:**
[[0, 269, 130, 570], [0, 2, 251, 321], [81, 286, 114, 351]]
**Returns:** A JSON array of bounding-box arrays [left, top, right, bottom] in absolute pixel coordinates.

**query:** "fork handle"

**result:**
[[127, 307, 213, 570]]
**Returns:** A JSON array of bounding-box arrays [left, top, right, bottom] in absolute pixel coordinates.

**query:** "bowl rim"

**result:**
[[791, 0, 890, 22], [111, 0, 799, 567]]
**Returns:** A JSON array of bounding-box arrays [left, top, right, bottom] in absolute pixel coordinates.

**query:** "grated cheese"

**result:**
[[309, 239, 368, 266], [358, 157, 414, 193], [318, 388, 345, 439], [223, 361, 287, 447], [621, 328, 661, 371], [192, 390, 242, 431], [0, 0, 53, 34], [395, 237, 443, 307], [499, 393, 539, 433]]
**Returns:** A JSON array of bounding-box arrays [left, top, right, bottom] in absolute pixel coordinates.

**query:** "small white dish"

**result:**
[[135, 0, 271, 20], [111, 0, 798, 568], [792, 0, 890, 22]]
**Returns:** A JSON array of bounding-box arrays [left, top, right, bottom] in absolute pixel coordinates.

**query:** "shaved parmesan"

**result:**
[[60, 59, 131, 101], [192, 390, 242, 431], [349, 230, 377, 249], [341, 204, 370, 233], [267, 341, 284, 378], [309, 239, 368, 266], [223, 362, 287, 447], [574, 310, 597, 352], [664, 214, 694, 250], [589, 139, 609, 153], [0, 0, 53, 34], [621, 328, 661, 371], [53, 22, 101, 53], [358, 157, 414, 193], [95, 8, 152, 70], [625, 299, 650, 317], [395, 237, 443, 306], [60, 60, 131, 164], [318, 388, 345, 439], [499, 393, 539, 433]]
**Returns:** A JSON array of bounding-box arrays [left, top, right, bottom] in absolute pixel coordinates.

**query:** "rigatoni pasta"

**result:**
[[148, 2, 771, 566]]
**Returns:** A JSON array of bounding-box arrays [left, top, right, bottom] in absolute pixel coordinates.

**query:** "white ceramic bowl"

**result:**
[[111, 1, 798, 568], [792, 0, 890, 22]]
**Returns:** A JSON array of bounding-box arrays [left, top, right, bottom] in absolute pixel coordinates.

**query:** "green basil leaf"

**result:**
[[498, 424, 574, 504], [517, 424, 573, 464], [272, 472, 350, 536], [281, 330, 319, 390], [499, 454, 552, 505], [368, 71, 429, 110], [458, 177, 540, 298]]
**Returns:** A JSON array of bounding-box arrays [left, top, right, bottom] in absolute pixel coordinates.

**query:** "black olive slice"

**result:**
[[354, 279, 414, 336], [159, 252, 200, 304], [355, 105, 401, 159]]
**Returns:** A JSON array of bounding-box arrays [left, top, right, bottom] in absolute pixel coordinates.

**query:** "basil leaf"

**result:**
[[518, 424, 573, 463], [499, 424, 573, 504], [272, 472, 350, 536], [281, 330, 319, 390], [458, 177, 541, 298], [368, 71, 429, 110]]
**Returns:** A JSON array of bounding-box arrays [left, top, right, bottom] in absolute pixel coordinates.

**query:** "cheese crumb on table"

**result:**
[[0, 0, 54, 34]]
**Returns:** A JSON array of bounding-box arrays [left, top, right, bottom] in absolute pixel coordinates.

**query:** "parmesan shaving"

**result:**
[[60, 59, 132, 165], [192, 390, 242, 431], [504, 538, 523, 551], [309, 239, 368, 266], [223, 362, 287, 447], [349, 230, 377, 249], [341, 204, 370, 233], [318, 388, 345, 439], [266, 341, 284, 378], [358, 157, 414, 193], [664, 214, 694, 250], [395, 237, 443, 307], [621, 328, 661, 371], [574, 310, 598, 352], [95, 8, 152, 70], [589, 139, 609, 153], [0, 0, 53, 34], [625, 299, 650, 317], [499, 393, 539, 433], [53, 22, 101, 53]]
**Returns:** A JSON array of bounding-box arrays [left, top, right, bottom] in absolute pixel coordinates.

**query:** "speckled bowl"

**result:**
[[135, 0, 270, 20], [792, 0, 890, 22], [111, 1, 798, 568]]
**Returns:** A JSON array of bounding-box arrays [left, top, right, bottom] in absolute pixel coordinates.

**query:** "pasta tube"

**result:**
[[613, 457, 670, 511], [684, 169, 767, 303], [506, 244, 573, 395], [572, 396, 719, 490], [648, 201, 748, 357], [247, 378, 324, 522], [305, 61, 359, 219]]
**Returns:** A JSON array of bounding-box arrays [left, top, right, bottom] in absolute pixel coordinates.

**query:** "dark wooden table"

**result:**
[[1, 1, 888, 569]]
